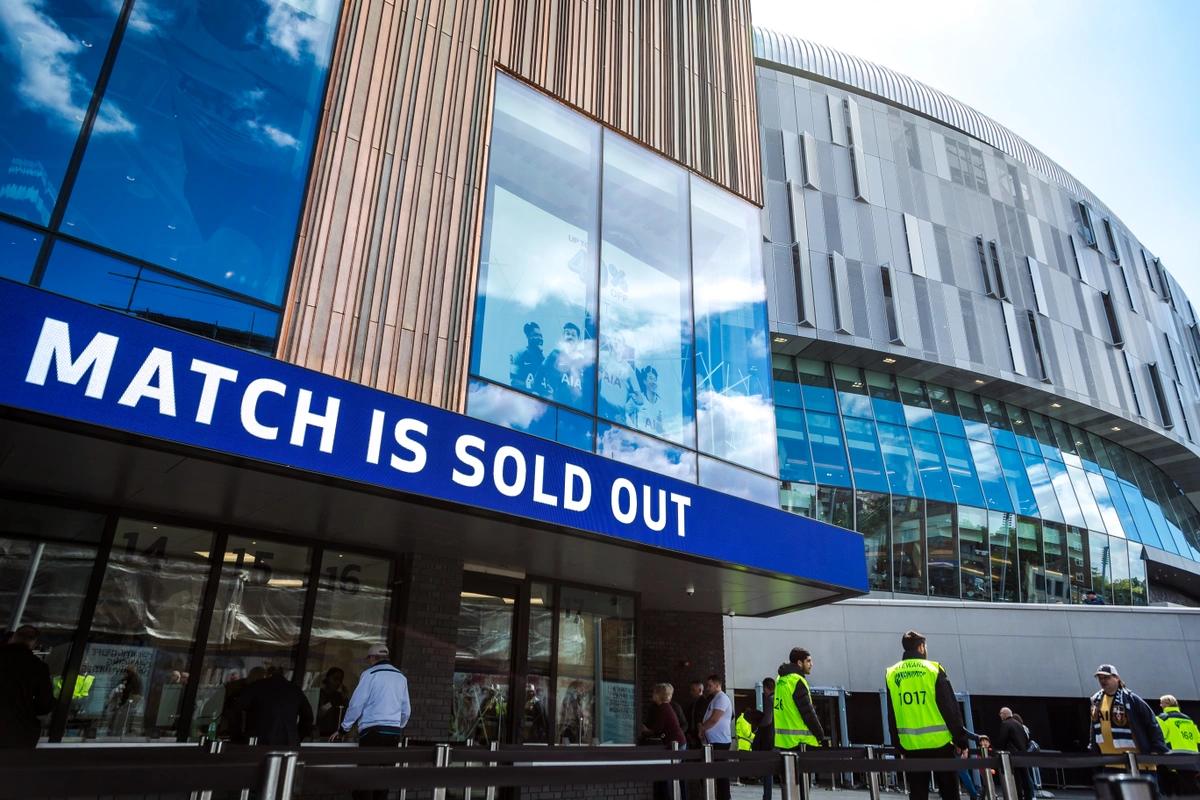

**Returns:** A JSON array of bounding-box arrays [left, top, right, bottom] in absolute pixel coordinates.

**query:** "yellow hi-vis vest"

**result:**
[[1157, 707, 1199, 753], [52, 673, 95, 700], [774, 672, 819, 748], [886, 658, 952, 751], [735, 713, 753, 751]]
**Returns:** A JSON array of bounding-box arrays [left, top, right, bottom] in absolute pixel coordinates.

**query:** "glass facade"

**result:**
[[469, 74, 777, 493], [0, 0, 339, 353], [775, 355, 1200, 605]]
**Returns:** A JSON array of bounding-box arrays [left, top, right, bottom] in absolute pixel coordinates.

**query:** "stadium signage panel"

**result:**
[[0, 279, 867, 590]]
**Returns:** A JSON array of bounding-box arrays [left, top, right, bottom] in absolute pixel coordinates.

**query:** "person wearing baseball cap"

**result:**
[[332, 642, 411, 795], [1088, 664, 1167, 776]]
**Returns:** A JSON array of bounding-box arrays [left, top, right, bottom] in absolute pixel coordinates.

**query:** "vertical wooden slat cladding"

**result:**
[[279, 0, 762, 412]]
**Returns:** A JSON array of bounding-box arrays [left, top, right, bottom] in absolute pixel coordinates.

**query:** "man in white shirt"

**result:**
[[699, 673, 734, 800], [331, 643, 410, 788]]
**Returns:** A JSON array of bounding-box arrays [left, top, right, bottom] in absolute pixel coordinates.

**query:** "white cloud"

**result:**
[[262, 0, 337, 64], [0, 0, 134, 135], [697, 389, 778, 475], [246, 119, 300, 149], [105, 0, 170, 35], [468, 382, 550, 431], [597, 427, 695, 482]]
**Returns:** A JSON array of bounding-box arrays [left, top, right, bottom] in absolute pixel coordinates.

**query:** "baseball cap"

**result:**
[[1094, 664, 1119, 678], [367, 643, 390, 658]]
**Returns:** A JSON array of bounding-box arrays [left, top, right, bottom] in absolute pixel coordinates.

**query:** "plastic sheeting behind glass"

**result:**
[[690, 177, 777, 474]]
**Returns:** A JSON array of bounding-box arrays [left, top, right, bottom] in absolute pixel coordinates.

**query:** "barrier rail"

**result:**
[[1, 742, 1196, 799]]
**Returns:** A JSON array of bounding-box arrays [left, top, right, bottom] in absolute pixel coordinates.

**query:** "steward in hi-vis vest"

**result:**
[[774, 647, 824, 749], [734, 711, 754, 751], [884, 631, 968, 800], [1157, 699, 1199, 753]]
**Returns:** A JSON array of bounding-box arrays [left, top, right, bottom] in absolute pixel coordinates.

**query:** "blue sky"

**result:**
[[751, 0, 1200, 306]]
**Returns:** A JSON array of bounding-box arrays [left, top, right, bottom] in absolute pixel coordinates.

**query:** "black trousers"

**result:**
[[711, 742, 732, 800], [354, 728, 404, 800], [900, 744, 959, 800]]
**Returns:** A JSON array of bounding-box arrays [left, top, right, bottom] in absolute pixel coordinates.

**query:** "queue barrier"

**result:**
[[1, 742, 1197, 800]]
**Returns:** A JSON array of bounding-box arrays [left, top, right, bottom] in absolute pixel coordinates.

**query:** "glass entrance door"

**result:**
[[452, 575, 518, 744]]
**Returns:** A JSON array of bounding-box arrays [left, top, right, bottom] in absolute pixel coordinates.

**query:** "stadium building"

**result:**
[[0, 0, 1195, 760]]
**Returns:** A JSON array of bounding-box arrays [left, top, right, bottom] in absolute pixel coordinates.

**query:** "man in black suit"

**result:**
[[0, 625, 53, 748], [233, 665, 314, 746]]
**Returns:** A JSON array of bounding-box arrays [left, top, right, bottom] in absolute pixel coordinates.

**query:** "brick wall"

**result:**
[[640, 609, 727, 705], [392, 551, 463, 740]]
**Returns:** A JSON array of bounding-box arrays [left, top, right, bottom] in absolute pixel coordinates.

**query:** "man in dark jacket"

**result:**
[[0, 625, 53, 748], [994, 707, 1033, 800], [232, 665, 314, 746], [684, 679, 710, 749], [1088, 664, 1166, 769], [776, 649, 826, 747]]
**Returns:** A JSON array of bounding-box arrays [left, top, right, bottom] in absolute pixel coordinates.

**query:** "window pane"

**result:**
[[193, 536, 310, 740], [1109, 535, 1131, 605], [1067, 526, 1088, 602], [989, 511, 1019, 602], [556, 409, 594, 452], [806, 410, 851, 487], [62, 0, 338, 302], [1068, 466, 1107, 532], [598, 133, 693, 445], [997, 446, 1039, 516], [698, 455, 778, 506], [892, 497, 926, 595], [467, 378, 557, 441], [72, 519, 213, 741], [855, 490, 891, 591], [866, 371, 905, 425], [968, 439, 1015, 512], [304, 550, 391, 738], [691, 176, 776, 473], [898, 377, 936, 431], [1017, 518, 1044, 603], [453, 577, 515, 744], [1006, 406, 1041, 456], [0, 219, 43, 282], [877, 422, 921, 498], [927, 384, 965, 438], [1088, 531, 1112, 603], [1042, 522, 1071, 604], [844, 416, 890, 493], [472, 76, 600, 411], [834, 364, 872, 419], [927, 501, 958, 598], [0, 499, 106, 742], [909, 429, 956, 504], [1087, 472, 1124, 538], [41, 241, 278, 352], [958, 506, 990, 601], [818, 486, 855, 529], [781, 481, 818, 518], [596, 423, 696, 482], [954, 391, 991, 442], [1127, 542, 1148, 606], [519, 582, 555, 744], [772, 355, 801, 408], [557, 587, 635, 744], [0, 0, 121, 224], [777, 407, 815, 484], [797, 358, 836, 413], [1020, 450, 1063, 523], [981, 398, 1017, 450], [941, 435, 986, 508], [1044, 458, 1086, 528]]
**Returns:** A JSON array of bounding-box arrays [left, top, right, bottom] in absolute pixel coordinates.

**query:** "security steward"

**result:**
[[1157, 694, 1199, 796], [734, 709, 754, 751], [885, 630, 968, 800], [774, 647, 825, 751]]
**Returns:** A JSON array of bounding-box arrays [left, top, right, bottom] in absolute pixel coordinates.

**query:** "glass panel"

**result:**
[[1086, 472, 1124, 538], [1088, 531, 1113, 604], [1005, 405, 1041, 456], [1028, 412, 1063, 461], [472, 76, 600, 411], [0, 500, 106, 742], [844, 416, 890, 493], [556, 587, 636, 744], [968, 439, 1015, 512], [927, 384, 965, 438], [1049, 419, 1081, 465], [989, 511, 1019, 602], [1020, 450, 1064, 523], [772, 355, 801, 408], [1114, 478, 1162, 549], [898, 377, 936, 430], [1044, 458, 1086, 528], [1127, 542, 1148, 606], [453, 578, 516, 744], [781, 481, 818, 518], [519, 582, 554, 744], [776, 407, 815, 484], [1072, 426, 1100, 472], [806, 410, 851, 487], [1016, 518, 1044, 603], [467, 378, 557, 441], [877, 423, 921, 498], [72, 520, 213, 741], [996, 446, 1039, 516], [304, 550, 392, 738], [1086, 432, 1115, 473], [954, 391, 991, 441], [817, 486, 854, 529], [926, 501, 958, 598], [698, 456, 777, 506], [1067, 466, 1107, 532], [834, 364, 872, 419], [958, 506, 990, 601], [909, 428, 957, 504], [63, 0, 338, 302], [0, 219, 43, 282], [855, 491, 891, 591], [41, 242, 279, 352], [193, 536, 310, 740], [941, 435, 986, 508], [797, 359, 836, 413], [595, 423, 697, 482], [0, 0, 121, 224], [598, 133, 693, 444], [1109, 536, 1131, 605], [1041, 522, 1071, 604], [1067, 526, 1088, 603], [981, 398, 1016, 450], [865, 371, 905, 425], [892, 497, 926, 596], [690, 176, 775, 473]]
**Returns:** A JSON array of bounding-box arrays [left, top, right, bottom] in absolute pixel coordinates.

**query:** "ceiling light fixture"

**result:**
[[772, 336, 788, 344], [882, 357, 897, 364], [1050, 402, 1062, 408], [1111, 426, 1122, 432], [974, 379, 985, 385]]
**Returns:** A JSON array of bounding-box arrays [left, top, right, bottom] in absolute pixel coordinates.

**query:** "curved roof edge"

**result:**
[[752, 27, 1099, 207]]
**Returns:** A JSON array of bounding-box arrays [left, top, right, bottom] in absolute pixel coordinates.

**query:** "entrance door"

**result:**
[[452, 574, 519, 744]]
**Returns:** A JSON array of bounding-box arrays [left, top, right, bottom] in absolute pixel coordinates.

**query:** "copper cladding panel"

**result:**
[[279, 0, 762, 411]]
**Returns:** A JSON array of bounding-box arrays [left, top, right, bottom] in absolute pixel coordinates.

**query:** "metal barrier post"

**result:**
[[865, 745, 881, 800], [259, 752, 284, 800], [703, 744, 716, 800], [999, 751, 1019, 800], [278, 751, 298, 800], [980, 742, 996, 800], [781, 751, 799, 800], [798, 743, 810, 800], [1125, 752, 1141, 776], [670, 741, 683, 800], [485, 740, 500, 800], [432, 743, 451, 800]]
